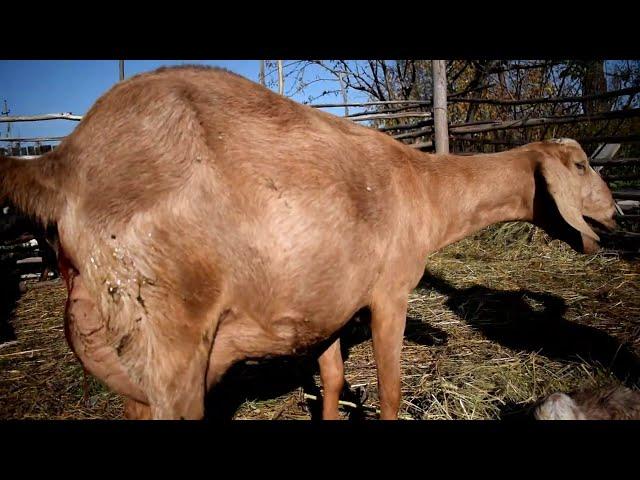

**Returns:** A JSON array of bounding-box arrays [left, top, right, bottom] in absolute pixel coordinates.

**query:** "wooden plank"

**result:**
[[590, 143, 620, 161], [2, 155, 41, 160], [592, 157, 640, 166], [613, 190, 640, 201], [278, 60, 284, 95], [393, 110, 639, 141], [617, 200, 640, 213], [617, 214, 640, 221], [449, 108, 640, 135], [409, 141, 434, 150], [604, 230, 640, 239], [350, 112, 432, 122], [311, 100, 434, 108], [0, 136, 65, 142], [0, 113, 82, 123], [16, 256, 43, 265], [603, 173, 640, 182], [448, 85, 640, 106], [308, 86, 640, 109], [452, 135, 640, 147]]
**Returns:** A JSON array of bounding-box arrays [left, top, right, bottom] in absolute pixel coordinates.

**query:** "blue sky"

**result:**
[[0, 60, 368, 143]]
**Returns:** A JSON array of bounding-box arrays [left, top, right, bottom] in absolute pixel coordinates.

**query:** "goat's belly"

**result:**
[[207, 303, 357, 389]]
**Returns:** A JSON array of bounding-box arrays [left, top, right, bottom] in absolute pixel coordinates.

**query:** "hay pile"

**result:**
[[1, 225, 639, 420], [0, 279, 123, 419]]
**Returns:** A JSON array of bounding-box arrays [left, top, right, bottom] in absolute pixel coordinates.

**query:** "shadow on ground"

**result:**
[[417, 270, 640, 419]]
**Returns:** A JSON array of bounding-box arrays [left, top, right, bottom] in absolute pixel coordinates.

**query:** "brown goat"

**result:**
[[0, 65, 617, 420], [535, 386, 640, 420]]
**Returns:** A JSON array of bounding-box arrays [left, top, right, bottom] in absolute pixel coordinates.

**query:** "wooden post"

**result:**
[[278, 60, 284, 95], [259, 60, 266, 86], [431, 60, 449, 154], [2, 99, 10, 138], [119, 60, 125, 81], [338, 71, 349, 117]]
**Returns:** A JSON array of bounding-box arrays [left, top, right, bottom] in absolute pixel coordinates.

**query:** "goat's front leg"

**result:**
[[317, 338, 344, 420], [370, 295, 407, 420]]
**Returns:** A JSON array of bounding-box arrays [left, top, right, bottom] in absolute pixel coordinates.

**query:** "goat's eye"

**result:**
[[576, 163, 586, 174]]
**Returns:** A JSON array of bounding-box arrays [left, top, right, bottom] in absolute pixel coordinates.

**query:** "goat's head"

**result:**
[[528, 138, 617, 254]]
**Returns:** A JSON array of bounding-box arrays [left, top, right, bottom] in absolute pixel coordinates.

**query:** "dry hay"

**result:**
[[0, 278, 123, 419], [1, 224, 639, 420]]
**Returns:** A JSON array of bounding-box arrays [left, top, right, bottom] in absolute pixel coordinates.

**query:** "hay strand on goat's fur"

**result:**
[[1, 225, 639, 420]]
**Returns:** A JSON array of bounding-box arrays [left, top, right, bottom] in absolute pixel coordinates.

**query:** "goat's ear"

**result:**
[[538, 157, 600, 243]]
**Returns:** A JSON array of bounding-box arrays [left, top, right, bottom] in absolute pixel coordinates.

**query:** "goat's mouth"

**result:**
[[579, 215, 617, 254], [585, 215, 617, 234]]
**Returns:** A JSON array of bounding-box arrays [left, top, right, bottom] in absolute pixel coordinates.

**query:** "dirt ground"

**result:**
[[1, 228, 639, 420]]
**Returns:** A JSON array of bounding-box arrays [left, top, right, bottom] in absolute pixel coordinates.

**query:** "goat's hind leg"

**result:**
[[144, 338, 213, 420], [143, 307, 228, 420]]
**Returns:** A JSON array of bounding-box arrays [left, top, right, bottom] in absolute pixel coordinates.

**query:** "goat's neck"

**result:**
[[412, 151, 537, 253]]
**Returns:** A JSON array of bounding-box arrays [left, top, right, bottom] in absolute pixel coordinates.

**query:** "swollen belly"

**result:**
[[206, 302, 358, 389], [59, 248, 147, 403]]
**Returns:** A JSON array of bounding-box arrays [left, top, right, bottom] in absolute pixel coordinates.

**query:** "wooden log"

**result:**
[[578, 135, 640, 145], [0, 250, 40, 264], [349, 112, 432, 122], [2, 155, 42, 160], [0, 113, 82, 123], [617, 214, 640, 221], [451, 135, 640, 147], [409, 141, 434, 150], [603, 173, 640, 182], [603, 230, 640, 240], [617, 200, 640, 213], [449, 86, 640, 106], [613, 190, 640, 201], [448, 108, 640, 135], [591, 157, 640, 167], [16, 256, 43, 265], [338, 71, 349, 117], [378, 119, 433, 133], [0, 136, 65, 142], [309, 86, 640, 110], [394, 126, 433, 140], [346, 104, 430, 118], [0, 240, 38, 252], [432, 60, 449, 154], [388, 108, 639, 140], [278, 60, 284, 95], [311, 100, 434, 109]]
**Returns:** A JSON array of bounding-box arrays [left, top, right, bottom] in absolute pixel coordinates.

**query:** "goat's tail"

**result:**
[[0, 151, 68, 225]]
